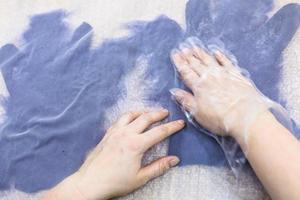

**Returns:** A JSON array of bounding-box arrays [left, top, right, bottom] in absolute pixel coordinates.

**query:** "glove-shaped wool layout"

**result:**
[[0, 0, 299, 192]]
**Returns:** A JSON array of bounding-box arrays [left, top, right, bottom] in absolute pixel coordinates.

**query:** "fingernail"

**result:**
[[177, 119, 185, 125], [214, 49, 220, 54], [169, 157, 180, 167], [214, 50, 222, 56], [161, 108, 169, 114], [169, 88, 178, 96]]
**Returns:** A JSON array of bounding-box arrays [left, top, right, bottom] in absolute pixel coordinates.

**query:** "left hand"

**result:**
[[42, 109, 184, 200]]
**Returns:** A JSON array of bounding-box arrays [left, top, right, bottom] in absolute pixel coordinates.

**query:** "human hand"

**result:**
[[170, 41, 271, 140], [43, 109, 184, 200]]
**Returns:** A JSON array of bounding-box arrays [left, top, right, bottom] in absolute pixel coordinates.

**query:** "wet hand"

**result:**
[[170, 41, 270, 139]]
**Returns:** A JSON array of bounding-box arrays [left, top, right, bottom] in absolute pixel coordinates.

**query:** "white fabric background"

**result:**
[[0, 0, 299, 199]]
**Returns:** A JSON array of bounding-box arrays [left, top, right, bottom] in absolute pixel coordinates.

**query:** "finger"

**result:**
[[127, 109, 169, 134], [187, 55, 206, 76], [192, 46, 214, 65], [214, 50, 233, 67], [180, 47, 207, 76], [137, 156, 179, 185], [171, 52, 200, 91], [181, 48, 194, 63], [141, 119, 185, 151], [114, 111, 143, 127], [170, 88, 196, 113]]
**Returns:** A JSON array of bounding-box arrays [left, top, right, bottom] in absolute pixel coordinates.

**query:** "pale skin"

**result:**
[[42, 110, 185, 200], [42, 46, 300, 200]]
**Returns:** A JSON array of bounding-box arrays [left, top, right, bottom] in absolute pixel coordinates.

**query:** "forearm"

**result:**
[[235, 112, 300, 200], [169, 39, 300, 199]]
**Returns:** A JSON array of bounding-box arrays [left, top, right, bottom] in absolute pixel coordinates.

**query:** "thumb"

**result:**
[[170, 88, 196, 112], [138, 156, 179, 185]]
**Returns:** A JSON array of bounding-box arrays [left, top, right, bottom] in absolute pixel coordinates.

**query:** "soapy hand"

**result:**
[[42, 110, 184, 200], [170, 39, 272, 141]]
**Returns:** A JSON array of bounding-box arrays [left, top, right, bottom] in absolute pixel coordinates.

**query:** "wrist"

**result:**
[[232, 111, 276, 148], [224, 95, 272, 139], [70, 172, 113, 200], [42, 174, 86, 200]]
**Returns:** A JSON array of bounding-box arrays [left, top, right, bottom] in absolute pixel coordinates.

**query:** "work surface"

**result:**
[[0, 0, 299, 199]]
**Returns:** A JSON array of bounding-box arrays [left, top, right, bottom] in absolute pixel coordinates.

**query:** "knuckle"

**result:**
[[109, 129, 129, 143], [177, 67, 187, 75], [126, 138, 142, 152], [183, 75, 192, 83], [158, 160, 169, 175], [139, 174, 151, 185], [178, 68, 188, 76], [176, 95, 186, 104], [108, 132, 123, 144], [124, 111, 134, 119]]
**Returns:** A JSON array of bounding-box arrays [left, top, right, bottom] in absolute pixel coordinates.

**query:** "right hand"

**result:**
[[170, 44, 270, 138]]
